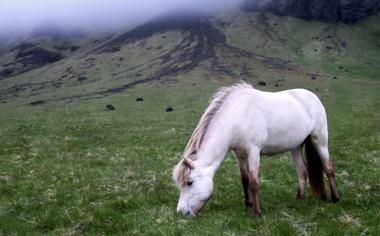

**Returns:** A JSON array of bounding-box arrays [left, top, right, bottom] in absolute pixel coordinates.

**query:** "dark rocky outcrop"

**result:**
[[242, 0, 380, 24], [30, 100, 45, 106], [0, 46, 64, 79], [165, 107, 174, 112], [16, 46, 63, 66], [258, 81, 267, 86], [0, 68, 14, 77], [106, 104, 115, 111], [340, 0, 380, 23]]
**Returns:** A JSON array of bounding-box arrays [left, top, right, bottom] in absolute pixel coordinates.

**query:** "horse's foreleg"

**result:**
[[233, 150, 251, 207], [241, 168, 251, 207], [290, 147, 307, 200], [248, 171, 261, 217], [247, 150, 261, 217]]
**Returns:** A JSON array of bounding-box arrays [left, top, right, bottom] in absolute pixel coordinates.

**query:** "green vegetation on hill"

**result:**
[[215, 12, 380, 79], [0, 10, 379, 235]]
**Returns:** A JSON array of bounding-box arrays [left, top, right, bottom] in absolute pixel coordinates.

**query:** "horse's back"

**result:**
[[226, 87, 327, 154], [283, 89, 326, 116], [263, 88, 327, 125], [283, 88, 328, 135]]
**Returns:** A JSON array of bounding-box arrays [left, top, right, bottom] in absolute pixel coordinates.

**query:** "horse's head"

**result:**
[[172, 154, 213, 216]]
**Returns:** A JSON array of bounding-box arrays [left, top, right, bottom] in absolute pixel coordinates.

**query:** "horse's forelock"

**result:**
[[173, 160, 191, 188]]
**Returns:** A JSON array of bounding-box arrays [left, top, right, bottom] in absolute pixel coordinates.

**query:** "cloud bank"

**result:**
[[0, 0, 246, 36]]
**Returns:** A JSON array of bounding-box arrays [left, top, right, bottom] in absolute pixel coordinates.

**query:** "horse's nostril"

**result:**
[[177, 208, 192, 216], [184, 209, 196, 216], [182, 209, 190, 215]]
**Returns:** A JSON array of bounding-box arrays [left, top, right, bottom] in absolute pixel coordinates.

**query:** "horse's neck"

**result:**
[[196, 120, 231, 175]]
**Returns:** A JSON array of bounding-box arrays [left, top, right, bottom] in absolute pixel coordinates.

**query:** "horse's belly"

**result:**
[[260, 126, 311, 155], [260, 139, 304, 155]]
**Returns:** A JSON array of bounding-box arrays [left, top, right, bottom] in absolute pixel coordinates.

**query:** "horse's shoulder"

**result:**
[[283, 89, 320, 103], [284, 88, 315, 95]]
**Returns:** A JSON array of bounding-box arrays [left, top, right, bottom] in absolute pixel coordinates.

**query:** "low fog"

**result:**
[[0, 0, 247, 36]]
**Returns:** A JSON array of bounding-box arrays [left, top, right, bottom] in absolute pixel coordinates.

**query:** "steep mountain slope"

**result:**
[[0, 9, 379, 105], [214, 11, 380, 77], [242, 0, 380, 23], [0, 30, 106, 79]]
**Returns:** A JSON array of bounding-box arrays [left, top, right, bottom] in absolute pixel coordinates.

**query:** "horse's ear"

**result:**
[[182, 157, 194, 169]]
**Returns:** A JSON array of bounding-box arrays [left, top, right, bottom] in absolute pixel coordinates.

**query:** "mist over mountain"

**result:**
[[0, 0, 245, 37], [1, 0, 378, 40]]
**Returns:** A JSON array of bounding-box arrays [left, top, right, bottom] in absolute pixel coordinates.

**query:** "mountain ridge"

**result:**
[[1, 3, 379, 81], [0, 9, 379, 105], [242, 0, 380, 24]]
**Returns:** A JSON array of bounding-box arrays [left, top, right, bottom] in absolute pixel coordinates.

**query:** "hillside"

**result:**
[[242, 0, 380, 23], [0, 9, 379, 105]]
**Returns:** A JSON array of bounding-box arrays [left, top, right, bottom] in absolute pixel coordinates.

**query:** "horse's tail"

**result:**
[[304, 136, 327, 199]]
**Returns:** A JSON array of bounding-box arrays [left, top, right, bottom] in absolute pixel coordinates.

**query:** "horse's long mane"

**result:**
[[183, 82, 252, 157], [174, 82, 252, 187]]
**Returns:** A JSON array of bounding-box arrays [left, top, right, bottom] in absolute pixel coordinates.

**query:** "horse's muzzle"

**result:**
[[177, 206, 195, 216]]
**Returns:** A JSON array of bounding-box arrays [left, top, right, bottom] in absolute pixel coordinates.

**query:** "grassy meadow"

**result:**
[[0, 12, 379, 236], [0, 74, 379, 235]]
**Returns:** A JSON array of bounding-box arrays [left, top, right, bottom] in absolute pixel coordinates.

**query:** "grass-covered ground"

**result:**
[[0, 72, 379, 235], [0, 10, 379, 235]]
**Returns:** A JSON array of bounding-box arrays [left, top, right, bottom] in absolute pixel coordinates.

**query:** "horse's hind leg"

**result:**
[[310, 136, 340, 202], [290, 146, 307, 200], [315, 145, 340, 202], [232, 150, 251, 207], [326, 161, 340, 203]]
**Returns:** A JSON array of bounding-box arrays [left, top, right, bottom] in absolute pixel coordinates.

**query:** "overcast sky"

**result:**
[[0, 0, 246, 35]]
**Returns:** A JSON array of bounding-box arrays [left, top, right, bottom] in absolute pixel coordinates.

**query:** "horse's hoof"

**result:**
[[295, 193, 304, 200], [252, 213, 261, 218], [331, 195, 340, 203], [252, 211, 261, 218], [319, 194, 328, 202]]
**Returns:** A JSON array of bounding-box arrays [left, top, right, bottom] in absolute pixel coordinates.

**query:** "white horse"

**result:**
[[173, 82, 339, 216]]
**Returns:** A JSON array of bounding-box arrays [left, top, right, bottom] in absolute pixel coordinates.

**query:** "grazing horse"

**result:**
[[172, 82, 339, 217]]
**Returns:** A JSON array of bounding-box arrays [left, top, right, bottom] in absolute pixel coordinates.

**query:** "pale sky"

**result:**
[[0, 0, 245, 35]]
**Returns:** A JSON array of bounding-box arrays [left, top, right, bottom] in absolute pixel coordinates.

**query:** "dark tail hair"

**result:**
[[304, 136, 326, 199]]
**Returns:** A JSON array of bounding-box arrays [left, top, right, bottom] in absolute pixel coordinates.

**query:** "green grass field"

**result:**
[[0, 11, 379, 235], [1, 74, 379, 235]]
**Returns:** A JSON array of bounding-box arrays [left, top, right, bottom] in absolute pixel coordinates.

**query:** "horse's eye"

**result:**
[[187, 181, 193, 186]]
